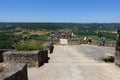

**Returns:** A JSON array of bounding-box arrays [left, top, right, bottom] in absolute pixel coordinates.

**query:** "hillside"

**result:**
[[0, 23, 119, 49]]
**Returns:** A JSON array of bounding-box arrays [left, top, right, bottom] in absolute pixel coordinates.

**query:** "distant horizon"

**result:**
[[0, 22, 120, 24], [0, 0, 120, 23]]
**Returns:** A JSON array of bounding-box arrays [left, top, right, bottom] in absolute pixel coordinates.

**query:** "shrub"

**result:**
[[102, 56, 114, 63], [22, 31, 29, 34], [15, 41, 44, 51]]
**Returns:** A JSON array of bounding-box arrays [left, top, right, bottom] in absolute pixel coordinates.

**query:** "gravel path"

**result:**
[[28, 45, 120, 80]]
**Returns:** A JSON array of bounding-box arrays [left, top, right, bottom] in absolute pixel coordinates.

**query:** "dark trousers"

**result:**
[[50, 45, 54, 53]]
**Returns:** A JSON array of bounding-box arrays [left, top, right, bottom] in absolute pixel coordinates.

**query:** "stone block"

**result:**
[[39, 50, 49, 63], [3, 50, 49, 67], [115, 50, 120, 67], [115, 30, 120, 67], [0, 62, 28, 80]]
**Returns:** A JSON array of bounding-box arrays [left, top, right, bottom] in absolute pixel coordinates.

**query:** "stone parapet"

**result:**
[[3, 50, 49, 67], [92, 40, 116, 47], [68, 40, 80, 45], [115, 30, 120, 67]]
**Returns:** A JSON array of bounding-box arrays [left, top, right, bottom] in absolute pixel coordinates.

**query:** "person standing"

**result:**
[[49, 40, 54, 54], [84, 36, 88, 44]]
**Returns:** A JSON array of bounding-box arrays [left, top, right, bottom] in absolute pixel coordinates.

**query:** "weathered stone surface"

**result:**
[[28, 45, 120, 80], [115, 30, 120, 67], [3, 50, 49, 67], [0, 62, 28, 80]]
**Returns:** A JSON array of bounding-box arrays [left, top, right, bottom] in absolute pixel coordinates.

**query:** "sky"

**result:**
[[0, 0, 120, 23]]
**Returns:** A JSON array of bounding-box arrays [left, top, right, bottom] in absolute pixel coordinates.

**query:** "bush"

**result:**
[[28, 35, 47, 41], [102, 56, 114, 63], [15, 41, 44, 51], [22, 31, 29, 34], [0, 36, 14, 49]]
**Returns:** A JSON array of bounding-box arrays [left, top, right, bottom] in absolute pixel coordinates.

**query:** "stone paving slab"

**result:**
[[28, 45, 120, 80]]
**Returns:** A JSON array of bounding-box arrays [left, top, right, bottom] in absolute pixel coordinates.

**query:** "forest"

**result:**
[[0, 23, 119, 50]]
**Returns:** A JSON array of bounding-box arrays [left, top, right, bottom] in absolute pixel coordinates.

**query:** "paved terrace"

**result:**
[[28, 45, 120, 80]]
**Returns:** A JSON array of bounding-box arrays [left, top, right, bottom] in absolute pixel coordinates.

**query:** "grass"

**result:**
[[15, 40, 44, 51]]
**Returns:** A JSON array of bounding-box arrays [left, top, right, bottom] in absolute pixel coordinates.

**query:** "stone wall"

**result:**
[[0, 62, 28, 80], [53, 39, 115, 46], [52, 39, 80, 45], [115, 30, 120, 67], [68, 40, 80, 45], [3, 50, 49, 67], [105, 42, 116, 47], [92, 40, 116, 47]]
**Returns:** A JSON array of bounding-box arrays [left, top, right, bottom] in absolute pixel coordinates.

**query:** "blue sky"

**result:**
[[0, 0, 120, 23]]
